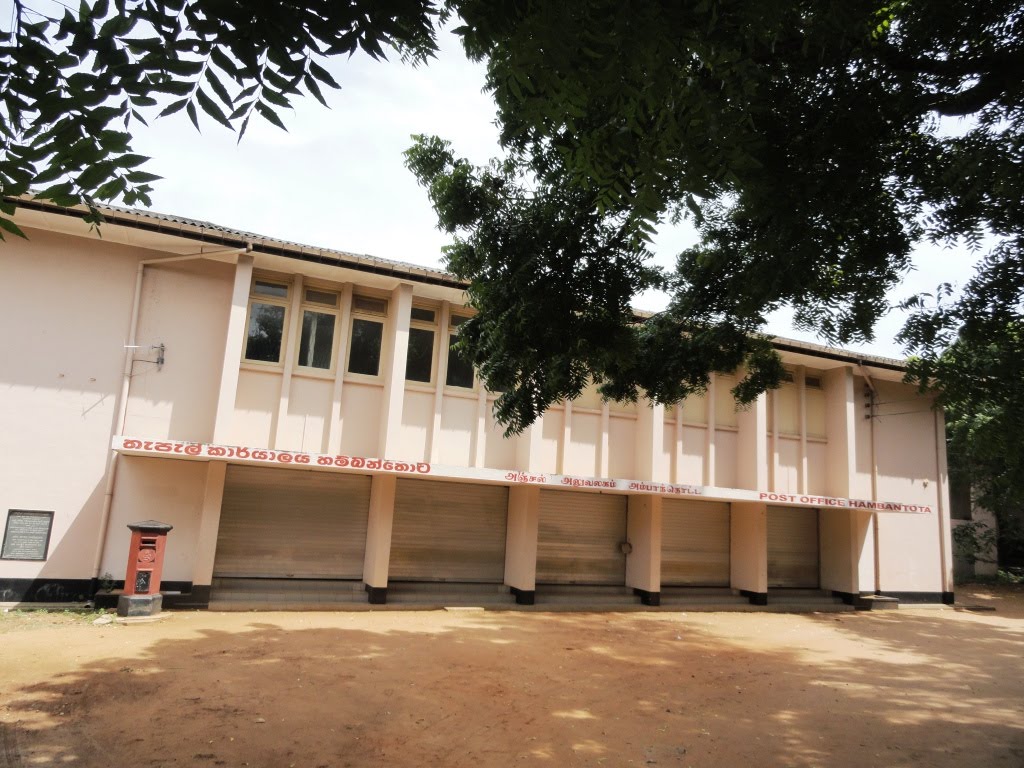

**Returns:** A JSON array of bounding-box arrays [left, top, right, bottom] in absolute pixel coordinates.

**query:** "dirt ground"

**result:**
[[1, 585, 1022, 768]]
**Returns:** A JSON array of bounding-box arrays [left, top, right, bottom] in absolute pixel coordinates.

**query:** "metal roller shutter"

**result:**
[[661, 499, 730, 586], [389, 479, 509, 582], [214, 465, 371, 579], [767, 506, 820, 588], [536, 491, 627, 585]]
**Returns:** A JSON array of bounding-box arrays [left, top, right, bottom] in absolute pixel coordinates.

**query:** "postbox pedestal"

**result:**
[[116, 520, 173, 618], [117, 593, 164, 617]]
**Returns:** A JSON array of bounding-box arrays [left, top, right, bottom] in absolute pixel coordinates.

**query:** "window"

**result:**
[[347, 295, 388, 376], [445, 313, 475, 388], [297, 287, 339, 370], [244, 279, 289, 364], [405, 306, 437, 383]]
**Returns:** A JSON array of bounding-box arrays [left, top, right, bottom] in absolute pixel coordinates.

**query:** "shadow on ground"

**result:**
[[1, 593, 1022, 767]]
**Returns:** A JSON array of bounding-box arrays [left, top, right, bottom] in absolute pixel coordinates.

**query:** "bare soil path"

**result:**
[[1, 585, 1022, 768]]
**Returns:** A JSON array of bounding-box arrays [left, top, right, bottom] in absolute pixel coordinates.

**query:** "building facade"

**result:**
[[0, 201, 954, 608]]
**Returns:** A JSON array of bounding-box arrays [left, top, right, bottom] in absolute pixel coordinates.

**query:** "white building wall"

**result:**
[[0, 228, 139, 582]]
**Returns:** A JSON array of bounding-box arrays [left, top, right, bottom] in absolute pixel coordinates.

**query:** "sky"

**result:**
[[117, 26, 981, 360]]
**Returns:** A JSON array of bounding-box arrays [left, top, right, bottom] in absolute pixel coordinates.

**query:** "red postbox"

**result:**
[[118, 520, 173, 617]]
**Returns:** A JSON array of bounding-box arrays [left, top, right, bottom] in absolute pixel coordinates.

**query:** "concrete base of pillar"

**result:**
[[740, 590, 768, 606], [116, 593, 163, 617], [510, 587, 535, 605], [365, 584, 388, 605], [633, 588, 660, 606]]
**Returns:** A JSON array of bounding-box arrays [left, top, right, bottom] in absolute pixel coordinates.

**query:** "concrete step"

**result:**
[[535, 587, 641, 606], [386, 582, 515, 607], [659, 594, 750, 606], [212, 578, 365, 594], [386, 581, 511, 595]]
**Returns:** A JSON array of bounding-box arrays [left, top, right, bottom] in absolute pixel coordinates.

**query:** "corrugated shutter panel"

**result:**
[[661, 499, 730, 586], [214, 465, 370, 579], [536, 491, 627, 585], [389, 479, 508, 582], [767, 506, 819, 588]]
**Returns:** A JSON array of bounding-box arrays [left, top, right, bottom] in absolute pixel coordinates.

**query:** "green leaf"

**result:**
[[0, 216, 27, 239], [186, 100, 200, 131], [196, 87, 233, 129], [308, 59, 340, 89], [158, 98, 190, 118], [255, 101, 288, 131]]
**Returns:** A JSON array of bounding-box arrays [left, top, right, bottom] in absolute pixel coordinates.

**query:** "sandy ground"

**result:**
[[1, 585, 1022, 768]]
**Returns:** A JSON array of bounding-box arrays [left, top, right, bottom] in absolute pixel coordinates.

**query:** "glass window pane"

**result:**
[[353, 296, 388, 315], [253, 280, 288, 298], [405, 327, 435, 382], [411, 307, 436, 323], [348, 318, 384, 375], [299, 311, 336, 369], [446, 333, 475, 388], [305, 288, 338, 307], [245, 303, 286, 362], [450, 313, 469, 327]]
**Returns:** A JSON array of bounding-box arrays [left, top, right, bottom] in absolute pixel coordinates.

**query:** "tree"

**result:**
[[901, 257, 1024, 566], [2, 0, 1022, 434]]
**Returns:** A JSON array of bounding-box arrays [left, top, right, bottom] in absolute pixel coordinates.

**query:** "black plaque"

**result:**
[[134, 570, 152, 594], [1, 510, 54, 561]]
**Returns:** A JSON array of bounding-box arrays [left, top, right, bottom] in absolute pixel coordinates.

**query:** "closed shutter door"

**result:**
[[214, 465, 370, 579], [536, 491, 627, 585], [767, 506, 819, 588], [661, 499, 730, 586], [389, 479, 508, 582]]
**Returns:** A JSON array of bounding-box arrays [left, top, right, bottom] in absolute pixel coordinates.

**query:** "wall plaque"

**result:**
[[1, 510, 54, 561]]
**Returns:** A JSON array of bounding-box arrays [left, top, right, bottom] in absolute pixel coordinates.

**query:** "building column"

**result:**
[[504, 485, 540, 604], [820, 366, 874, 597], [212, 255, 254, 444], [378, 283, 413, 458], [515, 417, 548, 474], [362, 474, 397, 603], [191, 461, 227, 605], [636, 399, 667, 482], [626, 495, 662, 605], [730, 501, 767, 604], [736, 390, 768, 491], [935, 408, 955, 602]]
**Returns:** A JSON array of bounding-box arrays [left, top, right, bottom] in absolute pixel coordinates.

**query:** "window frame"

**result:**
[[345, 292, 390, 379], [405, 304, 439, 385], [242, 277, 291, 367], [294, 284, 341, 373], [444, 311, 477, 390]]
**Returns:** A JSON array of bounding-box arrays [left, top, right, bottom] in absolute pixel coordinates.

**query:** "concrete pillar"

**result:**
[[428, 302, 451, 463], [853, 510, 877, 593], [190, 461, 227, 601], [822, 366, 874, 596], [504, 485, 540, 603], [935, 408, 955, 602], [730, 501, 767, 603], [736, 391, 768, 491], [636, 400, 667, 482], [515, 418, 548, 474], [212, 255, 254, 443], [274, 274, 304, 449], [378, 283, 413, 458], [326, 283, 354, 454], [824, 367, 856, 498], [626, 495, 662, 605], [362, 474, 397, 603], [705, 374, 717, 486]]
